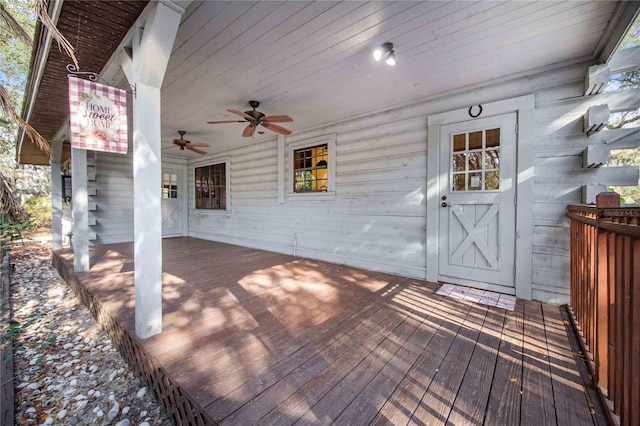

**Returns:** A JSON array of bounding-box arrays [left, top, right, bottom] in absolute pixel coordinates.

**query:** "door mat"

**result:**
[[435, 283, 516, 311]]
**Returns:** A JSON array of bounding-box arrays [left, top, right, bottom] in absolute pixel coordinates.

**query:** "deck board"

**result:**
[[52, 237, 602, 425], [446, 307, 504, 425], [484, 295, 525, 425], [521, 300, 557, 425]]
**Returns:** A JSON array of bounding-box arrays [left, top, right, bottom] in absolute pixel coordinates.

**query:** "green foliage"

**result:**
[[0, 218, 31, 247], [0, 0, 38, 201], [22, 195, 51, 228], [604, 14, 640, 204], [2, 310, 45, 362], [0, 0, 36, 105], [619, 12, 640, 49]]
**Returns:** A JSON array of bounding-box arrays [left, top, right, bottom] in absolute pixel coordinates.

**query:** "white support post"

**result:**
[[50, 139, 63, 250], [122, 1, 184, 339], [71, 147, 89, 271], [132, 82, 163, 338]]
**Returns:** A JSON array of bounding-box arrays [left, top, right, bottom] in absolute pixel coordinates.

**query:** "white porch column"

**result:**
[[121, 1, 184, 338], [50, 139, 63, 250], [71, 147, 89, 271]]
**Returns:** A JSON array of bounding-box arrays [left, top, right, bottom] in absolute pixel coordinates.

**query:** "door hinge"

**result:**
[[515, 123, 519, 134], [514, 196, 517, 206]]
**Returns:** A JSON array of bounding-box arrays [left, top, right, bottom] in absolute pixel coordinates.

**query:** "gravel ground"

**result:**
[[10, 237, 172, 426]]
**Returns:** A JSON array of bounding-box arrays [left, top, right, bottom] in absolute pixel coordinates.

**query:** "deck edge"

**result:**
[[52, 250, 217, 426]]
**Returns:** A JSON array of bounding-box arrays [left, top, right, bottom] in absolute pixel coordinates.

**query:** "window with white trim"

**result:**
[[195, 162, 227, 210], [287, 134, 336, 200], [293, 144, 328, 192]]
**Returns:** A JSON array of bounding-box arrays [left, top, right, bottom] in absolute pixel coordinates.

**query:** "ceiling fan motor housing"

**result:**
[[245, 110, 265, 122]]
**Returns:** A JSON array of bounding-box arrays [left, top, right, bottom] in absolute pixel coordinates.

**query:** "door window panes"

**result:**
[[450, 128, 501, 192], [162, 173, 178, 199]]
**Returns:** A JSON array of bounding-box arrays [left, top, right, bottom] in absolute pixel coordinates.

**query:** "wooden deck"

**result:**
[[53, 237, 604, 425]]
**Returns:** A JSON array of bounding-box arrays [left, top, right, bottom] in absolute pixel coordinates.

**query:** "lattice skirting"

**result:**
[[52, 254, 216, 426]]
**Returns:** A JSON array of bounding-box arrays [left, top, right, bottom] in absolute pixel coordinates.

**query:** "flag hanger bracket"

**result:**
[[66, 64, 136, 98]]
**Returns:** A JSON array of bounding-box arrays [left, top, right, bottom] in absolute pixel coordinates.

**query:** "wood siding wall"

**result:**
[[91, 151, 134, 245], [89, 61, 635, 303], [185, 62, 611, 304]]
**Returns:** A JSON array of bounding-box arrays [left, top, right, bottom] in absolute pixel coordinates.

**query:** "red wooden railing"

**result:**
[[567, 193, 640, 426]]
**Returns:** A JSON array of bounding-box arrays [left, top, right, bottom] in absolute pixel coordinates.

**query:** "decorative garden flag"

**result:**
[[68, 76, 128, 154]]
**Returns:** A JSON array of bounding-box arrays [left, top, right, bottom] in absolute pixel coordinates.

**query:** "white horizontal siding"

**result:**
[[85, 61, 634, 304], [91, 151, 134, 245], [182, 60, 639, 304]]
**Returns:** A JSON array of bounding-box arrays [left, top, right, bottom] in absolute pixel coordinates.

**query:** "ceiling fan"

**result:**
[[168, 131, 210, 155], [207, 100, 293, 137]]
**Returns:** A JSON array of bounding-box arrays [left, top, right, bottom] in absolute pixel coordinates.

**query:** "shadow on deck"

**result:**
[[52, 237, 605, 425]]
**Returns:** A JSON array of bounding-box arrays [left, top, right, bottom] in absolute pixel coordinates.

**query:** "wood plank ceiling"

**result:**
[[160, 0, 618, 155], [22, 1, 621, 162]]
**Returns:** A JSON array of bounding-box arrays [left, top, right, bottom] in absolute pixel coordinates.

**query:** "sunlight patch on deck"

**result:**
[[435, 283, 516, 311]]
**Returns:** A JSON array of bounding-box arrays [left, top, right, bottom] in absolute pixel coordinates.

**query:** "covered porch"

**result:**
[[53, 237, 603, 425]]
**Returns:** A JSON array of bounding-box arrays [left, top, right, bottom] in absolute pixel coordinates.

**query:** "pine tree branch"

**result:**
[[33, 0, 79, 69], [0, 84, 50, 155], [0, 1, 33, 45], [0, 170, 26, 222]]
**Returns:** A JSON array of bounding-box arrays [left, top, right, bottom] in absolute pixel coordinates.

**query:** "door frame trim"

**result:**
[[426, 95, 535, 300]]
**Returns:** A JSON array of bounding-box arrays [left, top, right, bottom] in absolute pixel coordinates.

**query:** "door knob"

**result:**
[[441, 202, 449, 208]]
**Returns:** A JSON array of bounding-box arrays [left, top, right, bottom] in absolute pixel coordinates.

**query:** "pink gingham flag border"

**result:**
[[68, 76, 128, 154]]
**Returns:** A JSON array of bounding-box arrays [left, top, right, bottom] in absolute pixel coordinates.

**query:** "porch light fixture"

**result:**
[[373, 42, 396, 66]]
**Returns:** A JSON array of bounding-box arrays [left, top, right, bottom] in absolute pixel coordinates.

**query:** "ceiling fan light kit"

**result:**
[[373, 42, 396, 66], [208, 100, 293, 137]]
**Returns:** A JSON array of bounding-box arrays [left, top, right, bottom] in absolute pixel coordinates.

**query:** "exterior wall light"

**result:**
[[373, 42, 395, 66]]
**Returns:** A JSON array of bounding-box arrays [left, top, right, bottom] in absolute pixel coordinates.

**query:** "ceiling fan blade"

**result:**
[[188, 142, 210, 147], [261, 122, 291, 135], [186, 146, 207, 155], [242, 124, 256, 137], [207, 120, 245, 124], [262, 115, 293, 123], [227, 109, 253, 120]]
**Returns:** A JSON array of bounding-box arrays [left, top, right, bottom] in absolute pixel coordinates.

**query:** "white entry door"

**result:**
[[161, 169, 184, 237], [438, 113, 517, 290]]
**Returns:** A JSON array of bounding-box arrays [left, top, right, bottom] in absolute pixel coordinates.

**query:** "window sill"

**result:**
[[287, 191, 335, 201], [193, 209, 232, 216]]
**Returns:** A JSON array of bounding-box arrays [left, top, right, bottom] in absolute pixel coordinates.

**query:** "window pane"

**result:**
[[486, 128, 500, 148], [453, 154, 466, 172], [468, 172, 482, 191], [469, 131, 482, 150], [485, 171, 500, 190], [468, 152, 482, 171], [453, 134, 465, 152], [218, 188, 226, 209], [452, 173, 465, 191], [484, 149, 500, 169]]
